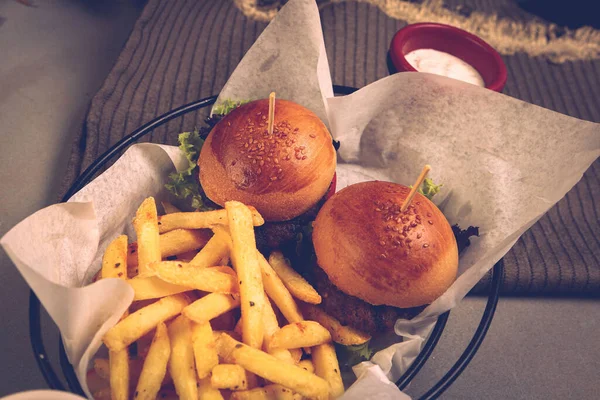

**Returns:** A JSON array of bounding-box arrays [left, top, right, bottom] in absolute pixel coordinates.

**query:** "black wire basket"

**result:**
[[28, 85, 503, 399]]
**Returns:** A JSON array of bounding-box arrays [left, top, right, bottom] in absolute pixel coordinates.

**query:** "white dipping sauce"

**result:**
[[405, 48, 485, 87]]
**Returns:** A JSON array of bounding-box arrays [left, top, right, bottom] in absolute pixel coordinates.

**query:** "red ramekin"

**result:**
[[390, 22, 507, 92]]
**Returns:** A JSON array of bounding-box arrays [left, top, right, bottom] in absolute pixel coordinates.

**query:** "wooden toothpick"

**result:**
[[268, 91, 276, 135], [401, 165, 431, 212]]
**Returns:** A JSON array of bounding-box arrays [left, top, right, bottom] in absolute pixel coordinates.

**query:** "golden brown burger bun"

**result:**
[[312, 181, 458, 308], [199, 99, 336, 221]]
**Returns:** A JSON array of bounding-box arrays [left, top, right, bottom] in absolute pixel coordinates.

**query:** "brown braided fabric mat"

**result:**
[[60, 0, 600, 296]]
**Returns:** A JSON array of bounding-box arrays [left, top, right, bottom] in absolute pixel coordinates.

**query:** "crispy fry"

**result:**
[[312, 343, 344, 399], [216, 333, 329, 400], [158, 207, 264, 234], [127, 229, 212, 267], [298, 359, 314, 374], [268, 251, 321, 304], [192, 322, 219, 379], [103, 294, 189, 352], [258, 253, 303, 324], [135, 322, 170, 400], [199, 377, 225, 400], [226, 201, 264, 349], [211, 364, 249, 391], [109, 349, 129, 400], [190, 228, 232, 268], [133, 197, 161, 275], [128, 276, 192, 301], [288, 348, 302, 364], [151, 261, 238, 294], [168, 315, 197, 400], [101, 235, 128, 280], [183, 292, 241, 324], [230, 384, 302, 400], [302, 304, 371, 346], [262, 295, 294, 365], [161, 201, 181, 214], [269, 321, 331, 350]]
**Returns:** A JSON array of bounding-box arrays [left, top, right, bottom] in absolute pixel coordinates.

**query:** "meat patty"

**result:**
[[313, 266, 425, 335]]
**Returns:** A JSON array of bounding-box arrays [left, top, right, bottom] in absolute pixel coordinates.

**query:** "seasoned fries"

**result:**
[[103, 294, 189, 351], [269, 321, 331, 350], [199, 377, 225, 400], [157, 207, 264, 234], [94, 198, 348, 399], [135, 322, 170, 400], [128, 276, 192, 301], [302, 303, 371, 346], [192, 322, 219, 379], [230, 384, 302, 400], [127, 229, 212, 267], [133, 197, 161, 275], [152, 261, 238, 293], [101, 235, 128, 279], [211, 364, 249, 390], [226, 201, 264, 349], [183, 292, 241, 324], [190, 228, 232, 268], [216, 333, 329, 400], [312, 343, 344, 398], [109, 349, 129, 400], [168, 316, 197, 400], [258, 253, 303, 324], [268, 251, 321, 305]]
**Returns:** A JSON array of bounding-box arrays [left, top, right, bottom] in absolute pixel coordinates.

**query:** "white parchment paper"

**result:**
[[2, 0, 599, 398]]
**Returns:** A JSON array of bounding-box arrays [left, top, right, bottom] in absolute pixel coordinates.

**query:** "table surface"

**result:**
[[0, 1, 598, 399]]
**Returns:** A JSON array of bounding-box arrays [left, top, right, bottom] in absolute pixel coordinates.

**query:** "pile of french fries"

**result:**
[[89, 197, 370, 400]]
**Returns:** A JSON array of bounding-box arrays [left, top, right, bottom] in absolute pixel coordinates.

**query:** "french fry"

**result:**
[[133, 197, 161, 275], [230, 384, 302, 400], [288, 348, 303, 364], [262, 295, 294, 365], [128, 276, 192, 301], [258, 253, 303, 324], [192, 322, 219, 379], [269, 321, 331, 350], [211, 364, 250, 390], [312, 343, 344, 399], [161, 201, 181, 214], [268, 251, 321, 304], [183, 292, 241, 324], [302, 304, 371, 346], [103, 294, 190, 352], [109, 349, 129, 400], [199, 377, 225, 400], [135, 322, 170, 400], [190, 228, 232, 268], [168, 315, 197, 400], [226, 201, 264, 349], [158, 207, 265, 234], [101, 235, 128, 280], [127, 229, 212, 267], [151, 261, 238, 294], [216, 333, 329, 400], [298, 359, 314, 374]]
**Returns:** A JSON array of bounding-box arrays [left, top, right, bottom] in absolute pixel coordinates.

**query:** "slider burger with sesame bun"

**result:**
[[310, 178, 459, 335]]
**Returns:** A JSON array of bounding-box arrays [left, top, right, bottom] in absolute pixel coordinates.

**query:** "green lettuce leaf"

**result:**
[[418, 177, 443, 200], [212, 99, 248, 116], [335, 340, 373, 370], [164, 129, 210, 210]]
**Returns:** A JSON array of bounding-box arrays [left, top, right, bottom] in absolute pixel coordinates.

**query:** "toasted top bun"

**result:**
[[312, 181, 458, 308], [199, 99, 336, 221]]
